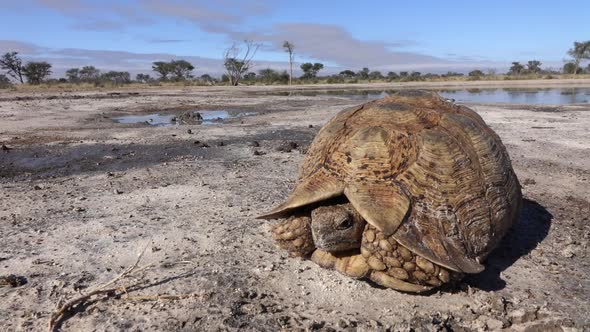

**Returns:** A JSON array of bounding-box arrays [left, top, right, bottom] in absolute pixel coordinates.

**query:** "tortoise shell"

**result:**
[[261, 90, 521, 274]]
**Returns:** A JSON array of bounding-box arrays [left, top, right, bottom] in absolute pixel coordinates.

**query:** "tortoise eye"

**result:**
[[336, 218, 353, 230]]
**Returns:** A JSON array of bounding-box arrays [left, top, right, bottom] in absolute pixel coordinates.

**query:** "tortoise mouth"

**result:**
[[313, 236, 363, 253]]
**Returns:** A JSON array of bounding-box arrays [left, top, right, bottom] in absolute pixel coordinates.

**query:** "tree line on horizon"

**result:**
[[1, 40, 589, 88]]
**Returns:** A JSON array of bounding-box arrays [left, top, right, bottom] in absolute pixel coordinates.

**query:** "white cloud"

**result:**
[[0, 1, 565, 74]]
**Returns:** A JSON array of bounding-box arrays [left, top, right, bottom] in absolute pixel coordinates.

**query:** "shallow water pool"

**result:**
[[269, 88, 590, 105], [112, 110, 246, 126]]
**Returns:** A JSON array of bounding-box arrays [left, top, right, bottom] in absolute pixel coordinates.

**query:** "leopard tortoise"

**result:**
[[258, 90, 521, 293]]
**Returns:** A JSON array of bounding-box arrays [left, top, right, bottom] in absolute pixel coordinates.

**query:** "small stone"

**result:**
[[522, 178, 536, 186], [241, 303, 267, 315], [509, 307, 539, 324], [253, 150, 266, 156], [248, 141, 260, 147], [276, 141, 298, 152], [490, 296, 507, 314], [187, 129, 193, 134], [114, 189, 123, 195], [560, 246, 575, 258], [0, 275, 27, 287], [477, 315, 504, 331]]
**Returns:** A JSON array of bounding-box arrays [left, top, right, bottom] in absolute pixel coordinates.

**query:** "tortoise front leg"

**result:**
[[311, 250, 370, 279], [272, 214, 315, 257]]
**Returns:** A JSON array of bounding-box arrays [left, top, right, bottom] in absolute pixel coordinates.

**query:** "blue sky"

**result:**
[[0, 0, 588, 76]]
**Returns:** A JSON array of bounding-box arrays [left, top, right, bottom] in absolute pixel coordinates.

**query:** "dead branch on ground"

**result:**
[[47, 243, 201, 332]]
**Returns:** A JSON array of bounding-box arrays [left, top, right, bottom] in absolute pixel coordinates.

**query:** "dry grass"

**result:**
[[2, 74, 590, 94]]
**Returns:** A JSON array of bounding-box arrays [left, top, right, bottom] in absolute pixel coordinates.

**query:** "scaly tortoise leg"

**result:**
[[361, 224, 461, 293], [311, 249, 370, 279], [272, 214, 315, 257]]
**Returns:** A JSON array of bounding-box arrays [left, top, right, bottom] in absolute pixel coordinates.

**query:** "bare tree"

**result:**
[[509, 62, 524, 76], [567, 41, 590, 78], [282, 41, 295, 86], [526, 60, 542, 74], [0, 52, 24, 83], [223, 40, 260, 86]]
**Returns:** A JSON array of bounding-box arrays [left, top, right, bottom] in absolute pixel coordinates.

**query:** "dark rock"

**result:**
[[176, 111, 203, 125], [0, 275, 28, 287], [276, 141, 298, 152], [523, 178, 537, 186]]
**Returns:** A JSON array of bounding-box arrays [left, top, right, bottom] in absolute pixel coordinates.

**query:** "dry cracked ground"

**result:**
[[0, 85, 589, 331]]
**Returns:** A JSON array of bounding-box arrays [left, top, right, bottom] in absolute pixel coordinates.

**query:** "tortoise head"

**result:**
[[310, 203, 366, 253]]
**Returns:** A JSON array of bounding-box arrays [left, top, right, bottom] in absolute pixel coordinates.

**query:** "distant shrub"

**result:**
[[23, 61, 52, 84], [326, 76, 344, 84], [100, 71, 131, 85], [563, 62, 583, 74], [0, 74, 12, 89], [386, 71, 399, 81], [468, 70, 484, 78], [136, 73, 152, 83]]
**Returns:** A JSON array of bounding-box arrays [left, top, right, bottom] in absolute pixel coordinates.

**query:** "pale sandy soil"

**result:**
[[0, 84, 588, 331]]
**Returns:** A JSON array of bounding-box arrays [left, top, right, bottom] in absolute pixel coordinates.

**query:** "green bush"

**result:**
[[0, 74, 12, 89]]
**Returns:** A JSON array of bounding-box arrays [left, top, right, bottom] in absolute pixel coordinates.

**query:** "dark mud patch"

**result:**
[[0, 128, 317, 180], [0, 91, 143, 102]]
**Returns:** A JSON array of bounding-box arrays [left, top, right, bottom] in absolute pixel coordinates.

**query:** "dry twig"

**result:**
[[124, 293, 204, 301], [47, 243, 152, 332]]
